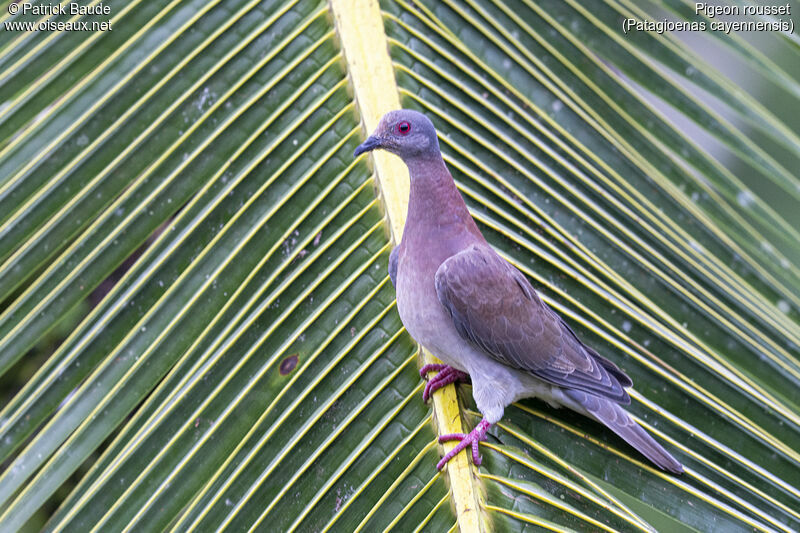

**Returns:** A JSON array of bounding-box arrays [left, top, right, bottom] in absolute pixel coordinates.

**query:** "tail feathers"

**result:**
[[566, 390, 683, 474]]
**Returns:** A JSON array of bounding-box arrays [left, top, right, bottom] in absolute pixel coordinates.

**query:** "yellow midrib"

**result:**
[[328, 0, 485, 531]]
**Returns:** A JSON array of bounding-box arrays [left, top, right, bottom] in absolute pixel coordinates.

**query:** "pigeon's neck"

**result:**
[[402, 155, 485, 248]]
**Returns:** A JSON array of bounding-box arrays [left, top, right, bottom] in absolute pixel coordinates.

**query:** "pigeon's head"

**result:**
[[353, 109, 440, 161]]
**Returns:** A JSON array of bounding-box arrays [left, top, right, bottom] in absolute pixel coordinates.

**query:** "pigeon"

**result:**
[[354, 109, 683, 474]]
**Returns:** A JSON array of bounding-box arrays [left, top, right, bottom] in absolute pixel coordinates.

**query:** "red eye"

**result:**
[[397, 121, 411, 135]]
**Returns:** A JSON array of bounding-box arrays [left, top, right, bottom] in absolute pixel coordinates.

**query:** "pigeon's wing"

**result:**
[[435, 245, 631, 404], [389, 247, 399, 288]]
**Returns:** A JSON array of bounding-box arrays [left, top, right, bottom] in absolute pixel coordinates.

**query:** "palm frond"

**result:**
[[0, 0, 797, 530]]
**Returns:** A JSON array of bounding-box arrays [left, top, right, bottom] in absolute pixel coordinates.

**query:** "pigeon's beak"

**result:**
[[353, 135, 383, 158]]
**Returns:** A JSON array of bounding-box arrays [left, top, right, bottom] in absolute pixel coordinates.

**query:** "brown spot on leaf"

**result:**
[[280, 354, 298, 375]]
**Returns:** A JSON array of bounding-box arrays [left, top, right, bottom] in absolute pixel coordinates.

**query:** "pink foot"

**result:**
[[437, 419, 491, 470], [419, 365, 470, 402], [419, 364, 447, 378]]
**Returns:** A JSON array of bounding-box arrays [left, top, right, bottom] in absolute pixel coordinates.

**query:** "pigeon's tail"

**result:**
[[565, 389, 683, 474]]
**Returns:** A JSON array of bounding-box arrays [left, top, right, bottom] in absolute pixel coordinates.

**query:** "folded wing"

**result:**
[[435, 245, 631, 404]]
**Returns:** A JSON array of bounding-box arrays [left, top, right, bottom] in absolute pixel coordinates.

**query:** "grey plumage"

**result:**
[[354, 109, 683, 474]]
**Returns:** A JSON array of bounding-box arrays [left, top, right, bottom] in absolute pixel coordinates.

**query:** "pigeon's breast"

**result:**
[[395, 246, 467, 370]]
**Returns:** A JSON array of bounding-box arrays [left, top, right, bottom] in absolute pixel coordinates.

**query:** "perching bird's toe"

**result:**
[[421, 365, 470, 402], [419, 363, 447, 379], [437, 419, 491, 470]]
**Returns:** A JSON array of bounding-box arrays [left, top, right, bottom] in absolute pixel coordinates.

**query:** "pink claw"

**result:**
[[437, 419, 491, 470], [419, 364, 447, 379], [419, 365, 470, 402]]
